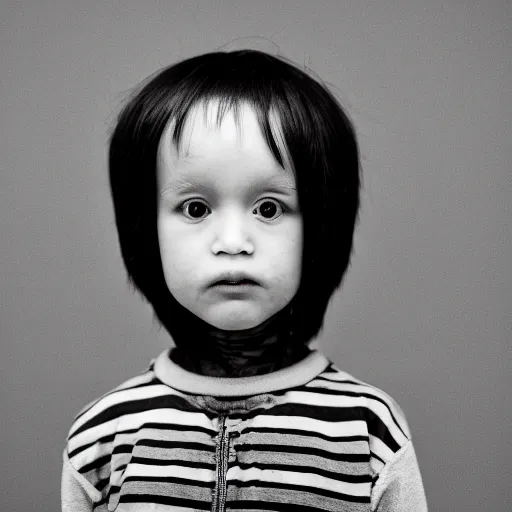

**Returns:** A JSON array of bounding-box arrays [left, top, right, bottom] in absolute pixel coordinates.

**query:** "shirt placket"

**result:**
[[211, 414, 234, 512]]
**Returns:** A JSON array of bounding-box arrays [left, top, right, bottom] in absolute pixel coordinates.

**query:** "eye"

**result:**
[[253, 199, 284, 221], [180, 200, 210, 220]]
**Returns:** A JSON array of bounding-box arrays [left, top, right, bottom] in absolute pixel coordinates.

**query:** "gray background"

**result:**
[[1, 0, 510, 510]]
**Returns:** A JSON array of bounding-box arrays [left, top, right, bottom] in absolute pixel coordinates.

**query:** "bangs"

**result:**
[[144, 50, 333, 175], [168, 99, 293, 174]]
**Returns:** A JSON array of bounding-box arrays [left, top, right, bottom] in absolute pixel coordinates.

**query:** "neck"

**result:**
[[167, 301, 310, 377]]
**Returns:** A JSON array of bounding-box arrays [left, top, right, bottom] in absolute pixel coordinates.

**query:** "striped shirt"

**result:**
[[62, 348, 427, 511]]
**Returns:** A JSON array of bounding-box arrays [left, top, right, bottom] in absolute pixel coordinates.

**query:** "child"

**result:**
[[62, 49, 427, 511]]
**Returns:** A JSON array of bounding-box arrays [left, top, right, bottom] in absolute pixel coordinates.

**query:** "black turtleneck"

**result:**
[[166, 300, 311, 378]]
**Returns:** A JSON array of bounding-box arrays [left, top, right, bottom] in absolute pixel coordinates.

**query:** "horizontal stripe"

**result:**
[[72, 374, 162, 425], [63, 350, 412, 510], [118, 493, 211, 510], [235, 443, 368, 462], [234, 446, 369, 477], [243, 425, 367, 443], [122, 462, 215, 482], [226, 471, 369, 499], [247, 415, 367, 437], [68, 408, 215, 455], [231, 461, 371, 483], [70, 392, 207, 439], [108, 477, 215, 508], [303, 383, 409, 437], [71, 421, 217, 458], [240, 430, 368, 455], [122, 454, 214, 467]]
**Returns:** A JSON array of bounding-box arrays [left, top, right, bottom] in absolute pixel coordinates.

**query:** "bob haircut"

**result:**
[[109, 49, 360, 345]]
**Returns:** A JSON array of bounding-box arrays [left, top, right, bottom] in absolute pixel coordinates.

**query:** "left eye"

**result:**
[[182, 200, 209, 219], [253, 199, 283, 220]]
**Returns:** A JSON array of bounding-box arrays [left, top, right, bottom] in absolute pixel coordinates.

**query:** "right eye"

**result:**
[[179, 200, 210, 220]]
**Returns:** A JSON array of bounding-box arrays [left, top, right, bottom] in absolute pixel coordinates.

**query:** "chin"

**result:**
[[209, 317, 261, 331], [202, 308, 266, 331]]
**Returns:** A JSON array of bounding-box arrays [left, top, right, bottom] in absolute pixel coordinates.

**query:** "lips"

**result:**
[[210, 273, 259, 287], [216, 279, 255, 285]]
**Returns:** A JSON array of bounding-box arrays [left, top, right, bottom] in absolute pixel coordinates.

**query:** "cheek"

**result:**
[[290, 224, 304, 287], [271, 223, 303, 286], [286, 221, 303, 266], [159, 246, 197, 297], [157, 222, 196, 286], [161, 242, 194, 271]]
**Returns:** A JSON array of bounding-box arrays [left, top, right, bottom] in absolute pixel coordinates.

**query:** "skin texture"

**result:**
[[156, 101, 303, 331]]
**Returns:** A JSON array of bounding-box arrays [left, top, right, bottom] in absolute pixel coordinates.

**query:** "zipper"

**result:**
[[212, 414, 232, 512]]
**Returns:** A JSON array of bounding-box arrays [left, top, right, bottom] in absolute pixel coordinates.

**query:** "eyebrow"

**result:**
[[160, 177, 209, 196], [160, 175, 296, 197]]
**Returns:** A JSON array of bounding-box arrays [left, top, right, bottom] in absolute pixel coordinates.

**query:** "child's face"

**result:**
[[156, 101, 303, 331]]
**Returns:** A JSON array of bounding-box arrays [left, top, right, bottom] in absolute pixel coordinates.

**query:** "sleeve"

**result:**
[[371, 440, 428, 511], [61, 449, 102, 512]]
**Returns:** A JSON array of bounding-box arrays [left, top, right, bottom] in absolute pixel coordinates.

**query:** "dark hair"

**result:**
[[109, 49, 360, 344]]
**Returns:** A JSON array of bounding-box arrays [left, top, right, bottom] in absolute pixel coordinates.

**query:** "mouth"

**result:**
[[210, 276, 260, 294], [213, 279, 257, 286], [209, 273, 260, 288]]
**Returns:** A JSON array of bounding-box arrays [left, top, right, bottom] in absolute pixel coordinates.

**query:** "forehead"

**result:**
[[157, 100, 294, 182], [181, 100, 249, 155]]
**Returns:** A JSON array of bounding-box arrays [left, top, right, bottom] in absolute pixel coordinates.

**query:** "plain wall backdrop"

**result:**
[[1, 0, 510, 510]]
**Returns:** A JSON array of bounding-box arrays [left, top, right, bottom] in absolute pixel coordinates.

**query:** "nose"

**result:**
[[212, 209, 254, 255]]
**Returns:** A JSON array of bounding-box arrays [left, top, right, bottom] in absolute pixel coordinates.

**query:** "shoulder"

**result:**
[[69, 358, 158, 424], [313, 361, 412, 474], [63, 358, 178, 484]]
